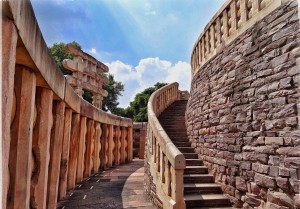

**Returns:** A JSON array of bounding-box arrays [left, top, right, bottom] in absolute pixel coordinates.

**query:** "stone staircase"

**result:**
[[158, 100, 232, 209]]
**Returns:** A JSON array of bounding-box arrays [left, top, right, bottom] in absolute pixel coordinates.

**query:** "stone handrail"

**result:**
[[147, 82, 186, 209], [191, 0, 284, 76], [2, 1, 133, 209]]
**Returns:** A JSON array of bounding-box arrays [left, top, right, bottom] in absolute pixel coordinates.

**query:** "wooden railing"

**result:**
[[147, 83, 186, 209], [2, 1, 133, 209], [191, 0, 284, 76]]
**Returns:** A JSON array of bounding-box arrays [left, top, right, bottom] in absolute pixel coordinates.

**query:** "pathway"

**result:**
[[57, 159, 157, 209]]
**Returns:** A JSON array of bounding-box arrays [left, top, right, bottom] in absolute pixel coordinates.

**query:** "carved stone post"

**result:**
[[8, 66, 36, 209], [76, 116, 87, 182], [2, 18, 18, 209]]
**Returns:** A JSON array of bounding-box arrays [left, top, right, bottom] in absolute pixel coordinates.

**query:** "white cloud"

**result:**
[[90, 48, 97, 54], [106, 57, 191, 107]]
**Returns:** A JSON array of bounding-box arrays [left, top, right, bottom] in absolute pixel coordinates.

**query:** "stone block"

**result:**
[[265, 137, 284, 145], [245, 193, 261, 207], [236, 177, 247, 191], [250, 182, 260, 195], [268, 156, 280, 166], [276, 177, 289, 190], [279, 77, 292, 89], [265, 202, 289, 209], [278, 167, 290, 177], [254, 173, 276, 188], [252, 163, 269, 174], [269, 166, 279, 177], [267, 190, 294, 208]]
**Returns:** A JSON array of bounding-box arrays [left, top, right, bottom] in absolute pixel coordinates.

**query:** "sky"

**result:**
[[31, 0, 225, 107]]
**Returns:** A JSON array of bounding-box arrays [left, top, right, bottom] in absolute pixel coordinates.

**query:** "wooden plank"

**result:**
[[8, 66, 36, 209], [2, 18, 18, 209], [47, 101, 65, 209], [76, 116, 87, 182], [67, 113, 80, 190], [58, 108, 72, 200], [84, 120, 94, 177], [31, 88, 53, 209], [127, 127, 133, 162], [93, 122, 102, 172]]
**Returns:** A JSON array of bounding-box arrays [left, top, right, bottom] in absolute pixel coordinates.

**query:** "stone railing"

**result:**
[[191, 0, 284, 76], [146, 83, 186, 209], [2, 1, 133, 209]]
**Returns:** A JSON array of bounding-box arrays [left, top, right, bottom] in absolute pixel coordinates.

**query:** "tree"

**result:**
[[49, 42, 125, 111], [48, 41, 81, 75], [102, 74, 125, 113], [117, 82, 167, 122]]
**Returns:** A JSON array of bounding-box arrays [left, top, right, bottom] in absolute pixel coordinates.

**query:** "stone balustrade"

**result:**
[[146, 83, 186, 209], [2, 1, 133, 209], [191, 0, 284, 76]]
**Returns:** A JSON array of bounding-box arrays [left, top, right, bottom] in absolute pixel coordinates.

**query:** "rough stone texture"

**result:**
[[186, 1, 300, 208]]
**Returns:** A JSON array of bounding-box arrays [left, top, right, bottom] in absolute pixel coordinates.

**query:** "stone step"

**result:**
[[183, 153, 199, 159], [185, 194, 231, 208], [185, 166, 208, 174], [178, 147, 195, 153], [186, 159, 203, 166], [173, 142, 191, 147], [184, 183, 222, 194], [184, 174, 215, 183]]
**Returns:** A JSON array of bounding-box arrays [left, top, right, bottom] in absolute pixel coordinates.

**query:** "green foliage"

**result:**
[[117, 82, 167, 122], [48, 41, 81, 75], [102, 74, 125, 113]]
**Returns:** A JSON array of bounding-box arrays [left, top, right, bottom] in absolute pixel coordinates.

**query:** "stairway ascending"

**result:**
[[158, 100, 232, 209]]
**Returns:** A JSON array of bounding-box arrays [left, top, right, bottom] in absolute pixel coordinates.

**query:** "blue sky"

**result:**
[[31, 0, 225, 107]]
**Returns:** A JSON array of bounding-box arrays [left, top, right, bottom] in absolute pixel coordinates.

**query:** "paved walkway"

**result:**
[[57, 159, 157, 209]]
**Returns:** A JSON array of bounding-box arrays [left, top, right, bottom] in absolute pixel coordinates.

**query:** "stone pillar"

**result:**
[[31, 88, 53, 209], [47, 101, 65, 209], [139, 128, 146, 159], [8, 66, 36, 209], [76, 116, 87, 182], [2, 18, 18, 209]]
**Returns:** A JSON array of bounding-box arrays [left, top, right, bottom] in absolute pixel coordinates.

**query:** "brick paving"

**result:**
[[57, 159, 157, 209]]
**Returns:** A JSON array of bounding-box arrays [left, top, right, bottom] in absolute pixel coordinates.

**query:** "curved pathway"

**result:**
[[57, 159, 157, 209]]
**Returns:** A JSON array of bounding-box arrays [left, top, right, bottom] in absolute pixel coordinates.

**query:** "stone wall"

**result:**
[[186, 1, 300, 208]]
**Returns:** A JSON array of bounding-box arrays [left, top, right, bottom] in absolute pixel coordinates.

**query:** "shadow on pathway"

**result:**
[[57, 159, 157, 209]]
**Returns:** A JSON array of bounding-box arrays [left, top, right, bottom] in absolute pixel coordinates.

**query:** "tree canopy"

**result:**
[[48, 41, 124, 112], [117, 82, 167, 122]]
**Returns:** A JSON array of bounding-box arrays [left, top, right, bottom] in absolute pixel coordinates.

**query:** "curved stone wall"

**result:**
[[186, 1, 300, 208]]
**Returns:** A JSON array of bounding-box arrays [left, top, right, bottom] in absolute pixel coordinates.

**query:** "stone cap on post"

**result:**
[[63, 44, 109, 109]]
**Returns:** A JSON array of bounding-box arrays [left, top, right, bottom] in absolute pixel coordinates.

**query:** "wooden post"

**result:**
[[67, 113, 80, 190], [31, 88, 53, 209], [93, 122, 102, 172], [47, 101, 65, 209], [8, 66, 36, 209], [76, 116, 87, 182], [127, 127, 133, 162], [84, 120, 95, 177], [107, 125, 114, 167], [2, 18, 18, 209], [58, 109, 72, 200], [120, 127, 126, 164]]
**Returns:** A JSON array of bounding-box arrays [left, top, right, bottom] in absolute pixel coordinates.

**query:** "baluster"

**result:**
[[76, 116, 86, 182], [248, 0, 254, 19], [198, 43, 202, 64], [93, 122, 102, 172], [112, 126, 116, 165], [67, 113, 80, 190], [210, 25, 215, 51], [105, 124, 110, 167], [165, 160, 171, 196], [201, 38, 205, 59], [115, 126, 121, 165], [240, 0, 248, 25], [252, 0, 260, 14], [47, 101, 65, 209], [31, 88, 53, 209], [8, 66, 36, 209], [124, 128, 128, 161], [171, 167, 185, 209], [84, 120, 95, 177], [120, 126, 126, 163], [153, 137, 157, 163], [58, 108, 72, 200], [215, 17, 221, 47], [222, 9, 229, 39], [107, 125, 114, 167], [230, 0, 238, 33], [161, 153, 166, 183], [2, 18, 18, 209], [156, 144, 160, 172], [100, 124, 107, 170]]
